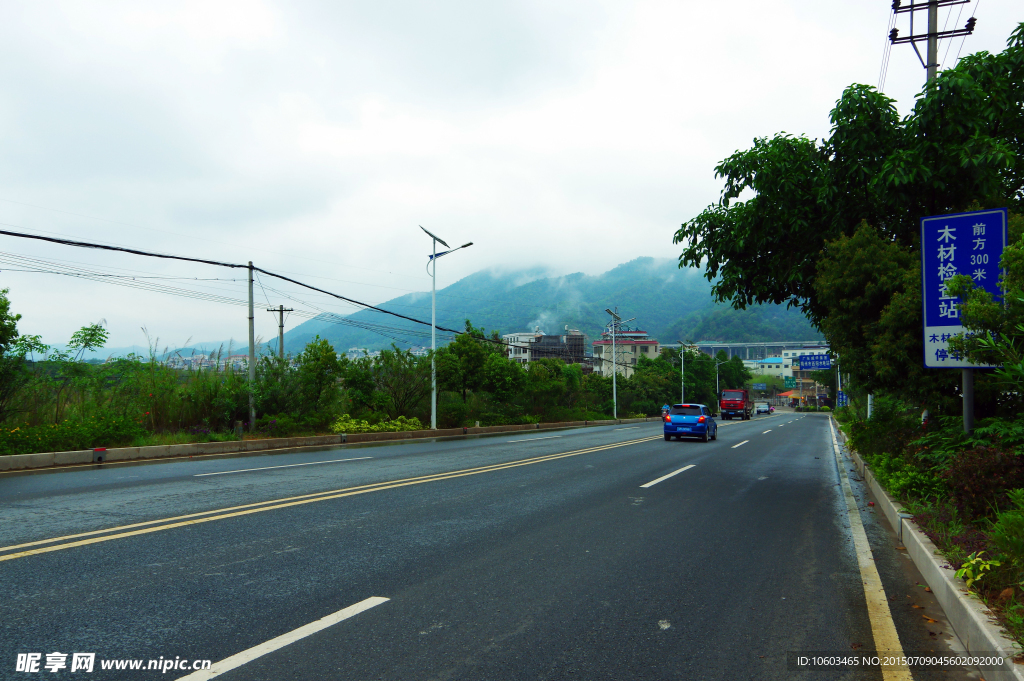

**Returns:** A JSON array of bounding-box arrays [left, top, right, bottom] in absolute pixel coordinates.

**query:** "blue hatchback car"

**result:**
[[663, 403, 718, 442]]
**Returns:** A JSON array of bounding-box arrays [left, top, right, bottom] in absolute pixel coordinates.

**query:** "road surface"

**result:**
[[0, 414, 977, 679]]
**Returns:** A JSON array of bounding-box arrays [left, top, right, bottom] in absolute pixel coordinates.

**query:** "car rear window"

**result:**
[[722, 391, 744, 400], [670, 406, 702, 415]]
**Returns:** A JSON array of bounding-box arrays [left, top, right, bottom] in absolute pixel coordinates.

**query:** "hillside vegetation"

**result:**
[[285, 258, 821, 352]]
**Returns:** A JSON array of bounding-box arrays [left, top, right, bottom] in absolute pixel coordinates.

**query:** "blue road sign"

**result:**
[[921, 208, 1006, 368], [837, 391, 848, 407], [751, 383, 767, 390], [798, 354, 832, 370]]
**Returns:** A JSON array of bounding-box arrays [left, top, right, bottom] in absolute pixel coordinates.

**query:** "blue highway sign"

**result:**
[[921, 208, 1006, 368]]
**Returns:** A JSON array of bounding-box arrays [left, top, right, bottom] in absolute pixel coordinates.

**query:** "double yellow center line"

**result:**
[[0, 434, 662, 563]]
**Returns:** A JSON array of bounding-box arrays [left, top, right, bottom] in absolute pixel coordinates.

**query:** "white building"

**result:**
[[592, 327, 659, 379], [502, 331, 542, 364], [749, 345, 831, 378]]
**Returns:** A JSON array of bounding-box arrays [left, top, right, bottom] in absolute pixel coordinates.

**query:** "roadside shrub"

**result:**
[[821, 406, 831, 412], [0, 415, 147, 455], [941, 446, 1024, 519], [863, 450, 946, 500], [833, 406, 856, 423], [330, 414, 424, 434], [630, 400, 660, 417], [849, 395, 919, 458], [990, 489, 1024, 571]]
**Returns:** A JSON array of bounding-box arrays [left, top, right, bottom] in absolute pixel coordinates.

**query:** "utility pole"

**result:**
[[247, 261, 256, 429], [267, 304, 294, 359], [889, 0, 977, 431], [888, 1, 976, 83]]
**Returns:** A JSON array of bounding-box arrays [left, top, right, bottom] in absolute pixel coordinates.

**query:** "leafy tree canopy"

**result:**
[[674, 24, 1023, 326]]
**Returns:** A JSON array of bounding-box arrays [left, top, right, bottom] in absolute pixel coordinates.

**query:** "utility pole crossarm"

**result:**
[[267, 305, 294, 359], [889, 18, 976, 44], [887, 0, 976, 83]]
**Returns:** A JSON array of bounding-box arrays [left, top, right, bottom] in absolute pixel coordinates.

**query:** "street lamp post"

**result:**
[[677, 340, 686, 403], [604, 309, 633, 420], [421, 226, 473, 430]]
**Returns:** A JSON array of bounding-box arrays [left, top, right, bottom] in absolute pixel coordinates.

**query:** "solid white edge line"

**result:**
[[731, 440, 749, 448], [640, 464, 695, 488], [194, 457, 373, 477], [507, 435, 561, 443], [175, 597, 389, 680], [829, 420, 911, 680]]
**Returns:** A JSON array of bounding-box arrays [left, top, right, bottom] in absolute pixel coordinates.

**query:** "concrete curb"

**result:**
[[834, 418, 1024, 680], [0, 417, 656, 472]]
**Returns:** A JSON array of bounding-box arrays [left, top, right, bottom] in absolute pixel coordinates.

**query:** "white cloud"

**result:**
[[0, 0, 1019, 348]]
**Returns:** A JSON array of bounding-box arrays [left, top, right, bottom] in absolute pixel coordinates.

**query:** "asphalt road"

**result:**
[[0, 414, 981, 680]]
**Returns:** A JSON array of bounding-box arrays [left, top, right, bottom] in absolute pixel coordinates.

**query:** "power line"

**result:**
[[940, 1, 967, 69], [0, 198, 431, 283], [0, 227, 636, 366], [953, 0, 981, 66]]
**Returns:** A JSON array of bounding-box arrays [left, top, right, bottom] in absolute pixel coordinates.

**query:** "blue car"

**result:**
[[663, 403, 718, 442]]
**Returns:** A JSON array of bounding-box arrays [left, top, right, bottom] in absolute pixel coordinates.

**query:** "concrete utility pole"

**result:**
[[927, 0, 939, 82], [247, 261, 256, 429], [267, 304, 294, 359], [889, 0, 978, 432]]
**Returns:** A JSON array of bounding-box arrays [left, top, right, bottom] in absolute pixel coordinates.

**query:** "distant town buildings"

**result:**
[[502, 327, 588, 368]]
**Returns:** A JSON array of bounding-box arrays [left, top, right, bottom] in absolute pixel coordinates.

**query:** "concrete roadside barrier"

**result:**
[[0, 417, 656, 472]]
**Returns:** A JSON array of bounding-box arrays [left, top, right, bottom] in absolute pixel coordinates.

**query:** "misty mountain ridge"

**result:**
[[283, 257, 821, 353]]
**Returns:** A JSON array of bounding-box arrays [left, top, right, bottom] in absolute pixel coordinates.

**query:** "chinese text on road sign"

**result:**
[[921, 208, 1006, 368]]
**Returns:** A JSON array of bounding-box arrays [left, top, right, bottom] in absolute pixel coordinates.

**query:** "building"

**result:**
[[502, 327, 587, 366], [592, 326, 659, 379], [748, 344, 832, 401]]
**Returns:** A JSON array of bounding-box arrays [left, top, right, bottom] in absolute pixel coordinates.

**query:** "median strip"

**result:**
[[0, 435, 662, 563]]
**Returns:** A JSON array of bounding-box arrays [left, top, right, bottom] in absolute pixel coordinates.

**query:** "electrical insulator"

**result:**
[[889, 28, 899, 42], [891, 0, 901, 9], [965, 17, 977, 32]]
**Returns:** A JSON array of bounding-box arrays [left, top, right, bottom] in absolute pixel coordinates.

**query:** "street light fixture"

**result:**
[[422, 225, 473, 430]]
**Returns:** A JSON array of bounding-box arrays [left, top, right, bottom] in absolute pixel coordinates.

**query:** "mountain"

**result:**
[[283, 257, 822, 352]]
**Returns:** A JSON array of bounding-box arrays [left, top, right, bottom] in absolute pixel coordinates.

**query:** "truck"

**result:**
[[719, 389, 753, 420]]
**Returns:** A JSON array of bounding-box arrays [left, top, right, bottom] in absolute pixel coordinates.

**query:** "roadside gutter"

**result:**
[[834, 416, 1024, 681]]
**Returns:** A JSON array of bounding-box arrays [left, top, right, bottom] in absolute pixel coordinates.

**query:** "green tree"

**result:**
[[436, 321, 503, 402], [674, 25, 1024, 410], [295, 336, 342, 417], [372, 346, 430, 419], [0, 289, 27, 422]]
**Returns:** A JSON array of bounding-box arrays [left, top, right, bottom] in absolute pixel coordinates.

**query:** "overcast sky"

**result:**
[[0, 0, 1019, 351]]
